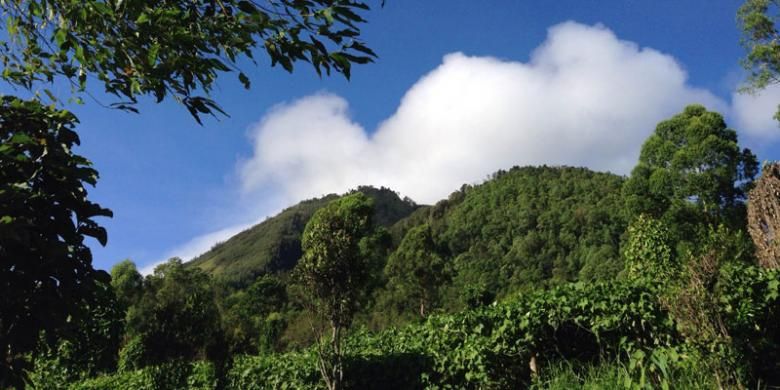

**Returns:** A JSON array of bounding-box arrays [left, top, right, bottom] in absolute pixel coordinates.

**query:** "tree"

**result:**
[[738, 0, 780, 122], [222, 275, 288, 354], [747, 162, 780, 268], [125, 258, 223, 367], [385, 223, 449, 317], [0, 97, 112, 387], [296, 192, 375, 390], [0, 0, 379, 122], [623, 105, 758, 249], [110, 259, 144, 311]]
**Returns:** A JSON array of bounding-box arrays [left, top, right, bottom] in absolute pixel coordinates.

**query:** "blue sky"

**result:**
[[30, 0, 779, 272]]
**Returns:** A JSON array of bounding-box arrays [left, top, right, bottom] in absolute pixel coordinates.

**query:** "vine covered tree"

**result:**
[[623, 105, 758, 249], [0, 97, 112, 387], [296, 192, 375, 390], [385, 223, 449, 317], [0, 0, 379, 122]]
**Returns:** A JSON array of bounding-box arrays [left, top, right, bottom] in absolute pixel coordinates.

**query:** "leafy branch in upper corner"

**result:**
[[0, 0, 380, 123]]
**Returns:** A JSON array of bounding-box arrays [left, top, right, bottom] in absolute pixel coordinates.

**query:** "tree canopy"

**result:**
[[385, 223, 449, 317], [0, 97, 112, 387], [0, 0, 379, 122], [623, 105, 758, 248], [125, 258, 223, 367]]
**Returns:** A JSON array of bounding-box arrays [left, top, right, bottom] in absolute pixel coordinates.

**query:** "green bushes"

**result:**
[[69, 361, 216, 390], [224, 279, 676, 389], [64, 265, 780, 389], [226, 352, 321, 389], [225, 264, 780, 389]]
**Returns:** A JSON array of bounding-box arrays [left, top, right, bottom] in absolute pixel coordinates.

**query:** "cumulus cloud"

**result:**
[[731, 84, 780, 140], [154, 21, 780, 268], [239, 22, 724, 205]]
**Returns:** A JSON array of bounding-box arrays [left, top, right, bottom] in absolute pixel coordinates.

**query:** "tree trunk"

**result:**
[[748, 163, 780, 269], [330, 323, 343, 390]]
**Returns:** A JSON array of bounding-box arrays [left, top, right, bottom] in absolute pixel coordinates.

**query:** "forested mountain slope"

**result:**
[[188, 186, 419, 288], [379, 166, 628, 314]]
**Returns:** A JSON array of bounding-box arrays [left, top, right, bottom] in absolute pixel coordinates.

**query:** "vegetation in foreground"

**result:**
[[4, 104, 778, 389]]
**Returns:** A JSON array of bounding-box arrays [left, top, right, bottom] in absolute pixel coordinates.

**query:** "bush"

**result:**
[[69, 361, 216, 390]]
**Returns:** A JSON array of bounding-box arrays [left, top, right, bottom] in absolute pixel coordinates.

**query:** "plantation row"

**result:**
[[65, 262, 780, 389]]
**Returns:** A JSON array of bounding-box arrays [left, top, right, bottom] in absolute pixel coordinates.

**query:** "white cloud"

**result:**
[[731, 84, 780, 140], [152, 21, 780, 269], [239, 22, 724, 205]]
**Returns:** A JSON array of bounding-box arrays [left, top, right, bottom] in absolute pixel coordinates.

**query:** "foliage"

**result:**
[[296, 192, 377, 390], [623, 215, 676, 281], [220, 275, 288, 355], [226, 261, 780, 388], [126, 258, 223, 367], [69, 360, 217, 390], [716, 262, 780, 385], [0, 0, 379, 122], [529, 354, 716, 390], [110, 259, 144, 311], [225, 278, 679, 389], [29, 282, 124, 388], [117, 336, 146, 373], [30, 287, 124, 388], [190, 187, 416, 289], [226, 352, 321, 389], [738, 0, 780, 121], [623, 105, 758, 251], [0, 97, 112, 387], [385, 223, 450, 317], [437, 166, 627, 301]]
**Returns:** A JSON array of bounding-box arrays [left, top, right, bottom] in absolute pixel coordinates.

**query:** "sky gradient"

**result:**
[[19, 0, 778, 272]]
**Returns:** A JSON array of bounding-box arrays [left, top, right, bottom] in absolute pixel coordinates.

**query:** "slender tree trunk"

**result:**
[[329, 322, 343, 390], [419, 298, 426, 318]]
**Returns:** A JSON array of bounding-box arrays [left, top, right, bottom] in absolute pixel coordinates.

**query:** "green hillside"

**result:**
[[188, 186, 419, 288], [374, 166, 628, 320]]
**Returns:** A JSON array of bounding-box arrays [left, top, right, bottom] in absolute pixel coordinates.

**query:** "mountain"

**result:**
[[188, 186, 420, 288]]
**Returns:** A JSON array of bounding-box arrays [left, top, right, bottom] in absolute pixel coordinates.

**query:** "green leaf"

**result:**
[[136, 12, 149, 24], [147, 43, 160, 66]]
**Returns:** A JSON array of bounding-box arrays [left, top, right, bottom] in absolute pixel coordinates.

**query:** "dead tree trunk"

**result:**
[[747, 163, 780, 269]]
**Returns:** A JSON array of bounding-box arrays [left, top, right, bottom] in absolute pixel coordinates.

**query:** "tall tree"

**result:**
[[0, 0, 378, 122], [385, 223, 449, 317], [0, 97, 112, 387], [296, 192, 375, 390], [623, 105, 758, 248]]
